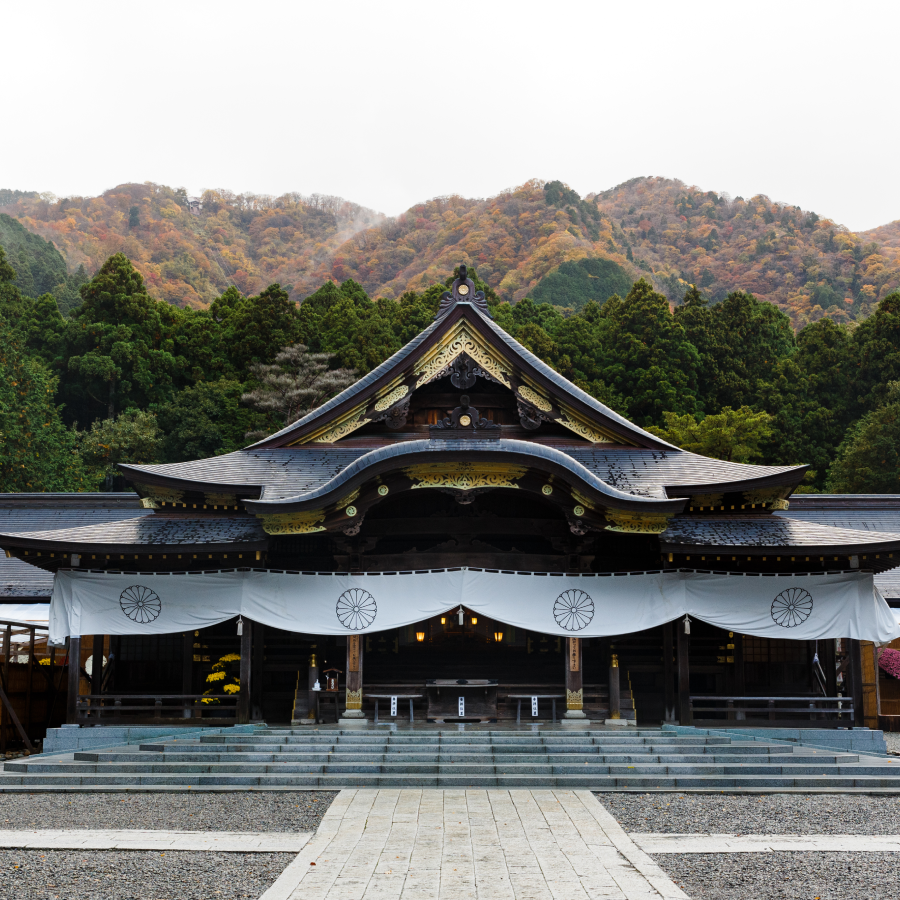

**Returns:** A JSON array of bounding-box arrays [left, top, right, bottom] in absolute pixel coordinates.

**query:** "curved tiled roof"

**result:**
[[121, 444, 805, 505], [0, 514, 267, 552], [240, 439, 686, 514], [661, 515, 900, 553]]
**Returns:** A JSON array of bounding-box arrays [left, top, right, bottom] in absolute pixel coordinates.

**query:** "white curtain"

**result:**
[[48, 567, 900, 644]]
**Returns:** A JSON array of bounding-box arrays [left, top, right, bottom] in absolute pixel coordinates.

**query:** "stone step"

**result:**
[[3, 772, 900, 789], [5, 726, 890, 793], [79, 750, 851, 765], [198, 732, 733, 743], [11, 761, 889, 777]]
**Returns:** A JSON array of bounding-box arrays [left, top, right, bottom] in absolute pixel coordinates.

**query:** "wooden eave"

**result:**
[[241, 440, 687, 517]]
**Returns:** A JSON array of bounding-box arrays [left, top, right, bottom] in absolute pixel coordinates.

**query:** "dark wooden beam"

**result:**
[[676, 620, 692, 726], [332, 552, 576, 572], [663, 622, 675, 724], [91, 635, 104, 700], [66, 637, 80, 725], [251, 623, 265, 723], [182, 633, 194, 718], [238, 620, 252, 724], [363, 518, 568, 537], [848, 639, 865, 728]]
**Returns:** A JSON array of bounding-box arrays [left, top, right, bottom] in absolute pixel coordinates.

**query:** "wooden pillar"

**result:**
[[848, 638, 865, 728], [66, 636, 81, 725], [564, 637, 585, 719], [342, 635, 365, 720], [1, 625, 10, 751], [251, 622, 265, 723], [823, 638, 837, 696], [182, 633, 194, 718], [677, 619, 692, 726], [25, 627, 35, 740], [662, 622, 676, 724], [91, 635, 104, 701], [608, 652, 621, 721], [238, 620, 252, 725]]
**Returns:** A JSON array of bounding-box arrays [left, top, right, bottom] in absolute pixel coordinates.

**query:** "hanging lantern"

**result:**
[[440, 617, 446, 625], [471, 617, 478, 625], [494, 631, 504, 643], [416, 632, 425, 642]]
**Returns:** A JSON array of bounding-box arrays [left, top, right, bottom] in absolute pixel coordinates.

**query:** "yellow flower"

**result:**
[[223, 683, 240, 694], [219, 653, 241, 663], [206, 671, 226, 682]]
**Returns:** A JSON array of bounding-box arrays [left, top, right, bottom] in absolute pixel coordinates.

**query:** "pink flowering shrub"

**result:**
[[878, 648, 900, 679]]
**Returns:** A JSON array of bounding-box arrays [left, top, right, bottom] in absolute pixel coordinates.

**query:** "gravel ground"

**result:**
[[0, 792, 336, 832], [0, 849, 292, 900], [597, 792, 900, 834], [655, 852, 900, 900]]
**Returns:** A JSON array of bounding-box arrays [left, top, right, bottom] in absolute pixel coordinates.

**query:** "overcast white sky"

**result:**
[[3, 1, 898, 231]]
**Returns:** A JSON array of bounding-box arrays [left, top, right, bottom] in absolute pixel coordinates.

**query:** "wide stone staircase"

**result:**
[[4, 727, 900, 791]]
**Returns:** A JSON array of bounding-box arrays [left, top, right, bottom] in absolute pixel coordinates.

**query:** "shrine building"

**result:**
[[2, 265, 899, 732]]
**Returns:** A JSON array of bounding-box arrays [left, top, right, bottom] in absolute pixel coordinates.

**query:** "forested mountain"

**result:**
[[860, 219, 900, 252], [0, 183, 382, 309], [2, 242, 900, 496], [3, 177, 898, 328]]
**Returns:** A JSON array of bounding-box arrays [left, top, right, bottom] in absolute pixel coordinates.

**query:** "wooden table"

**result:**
[[426, 679, 498, 723], [314, 691, 341, 723], [367, 694, 423, 724], [507, 694, 565, 724]]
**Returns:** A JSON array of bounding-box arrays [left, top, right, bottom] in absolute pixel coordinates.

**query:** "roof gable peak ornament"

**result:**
[[435, 264, 492, 320]]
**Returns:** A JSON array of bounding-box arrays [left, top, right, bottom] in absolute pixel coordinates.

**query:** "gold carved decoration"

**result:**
[[518, 385, 552, 412], [345, 689, 363, 710], [306, 406, 369, 444], [566, 689, 584, 710], [604, 511, 671, 535], [557, 412, 613, 444], [404, 462, 527, 491], [373, 384, 409, 411], [690, 493, 724, 508], [414, 322, 511, 388], [259, 510, 326, 535], [204, 492, 238, 506], [743, 486, 790, 505], [335, 488, 360, 510], [133, 482, 184, 506], [571, 490, 596, 511]]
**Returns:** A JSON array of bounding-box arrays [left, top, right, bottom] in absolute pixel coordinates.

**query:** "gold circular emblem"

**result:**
[[345, 506, 357, 517], [377, 485, 389, 497], [457, 284, 469, 295], [573, 505, 585, 517], [541, 484, 553, 496], [459, 414, 472, 427]]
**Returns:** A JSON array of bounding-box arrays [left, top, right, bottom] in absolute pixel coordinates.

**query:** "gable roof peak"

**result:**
[[435, 263, 492, 320]]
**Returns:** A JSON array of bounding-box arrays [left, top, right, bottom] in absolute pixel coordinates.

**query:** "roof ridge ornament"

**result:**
[[435, 264, 492, 320]]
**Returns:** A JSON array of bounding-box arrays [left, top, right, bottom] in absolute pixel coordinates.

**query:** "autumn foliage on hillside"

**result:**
[[0, 183, 382, 309], [596, 178, 900, 327], [2, 177, 899, 328]]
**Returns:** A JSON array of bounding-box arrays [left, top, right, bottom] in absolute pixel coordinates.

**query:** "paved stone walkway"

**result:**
[[0, 829, 310, 851], [260, 789, 688, 900]]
